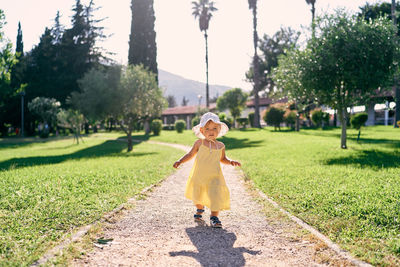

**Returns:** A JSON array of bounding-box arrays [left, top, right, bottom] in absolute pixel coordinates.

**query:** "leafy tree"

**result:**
[[192, 0, 217, 107], [0, 10, 18, 136], [216, 88, 248, 127], [264, 106, 285, 131], [358, 1, 400, 127], [69, 65, 122, 131], [116, 65, 166, 151], [247, 27, 300, 96], [350, 113, 368, 141], [27, 97, 61, 128], [129, 0, 158, 79], [247, 0, 261, 128], [274, 11, 398, 148], [57, 0, 106, 103], [57, 109, 85, 144], [167, 95, 177, 107]]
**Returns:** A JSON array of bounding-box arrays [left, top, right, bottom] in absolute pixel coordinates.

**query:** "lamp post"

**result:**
[[20, 91, 25, 137]]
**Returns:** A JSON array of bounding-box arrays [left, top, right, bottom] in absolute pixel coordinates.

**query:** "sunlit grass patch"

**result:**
[[0, 134, 181, 265]]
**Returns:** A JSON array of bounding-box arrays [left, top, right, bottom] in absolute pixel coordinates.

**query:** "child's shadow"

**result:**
[[169, 226, 260, 267]]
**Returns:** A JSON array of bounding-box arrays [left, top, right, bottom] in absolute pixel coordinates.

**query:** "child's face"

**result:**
[[200, 121, 221, 140]]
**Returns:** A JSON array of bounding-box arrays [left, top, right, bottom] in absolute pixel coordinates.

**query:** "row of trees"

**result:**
[[0, 0, 108, 136], [0, 0, 162, 151]]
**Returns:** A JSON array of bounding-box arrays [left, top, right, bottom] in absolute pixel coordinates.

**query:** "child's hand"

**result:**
[[230, 160, 241, 167], [173, 160, 181, 168]]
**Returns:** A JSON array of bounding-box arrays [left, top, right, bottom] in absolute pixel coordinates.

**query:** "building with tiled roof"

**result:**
[[161, 97, 288, 128]]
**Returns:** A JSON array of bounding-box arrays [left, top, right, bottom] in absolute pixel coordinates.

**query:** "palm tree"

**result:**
[[306, 0, 316, 37], [192, 0, 217, 108], [392, 0, 400, 127], [248, 0, 261, 128]]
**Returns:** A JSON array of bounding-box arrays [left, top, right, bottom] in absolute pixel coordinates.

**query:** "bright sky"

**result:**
[[2, 0, 384, 90]]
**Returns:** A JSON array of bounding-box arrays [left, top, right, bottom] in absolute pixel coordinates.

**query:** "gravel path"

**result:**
[[73, 142, 353, 266]]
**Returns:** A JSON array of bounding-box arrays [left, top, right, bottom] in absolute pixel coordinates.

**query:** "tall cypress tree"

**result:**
[[128, 0, 158, 80], [16, 22, 23, 56], [11, 21, 24, 90]]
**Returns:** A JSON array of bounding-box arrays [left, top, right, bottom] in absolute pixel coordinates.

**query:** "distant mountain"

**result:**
[[158, 69, 232, 106]]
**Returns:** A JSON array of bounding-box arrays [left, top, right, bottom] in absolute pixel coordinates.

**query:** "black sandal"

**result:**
[[194, 209, 205, 222], [210, 216, 222, 228]]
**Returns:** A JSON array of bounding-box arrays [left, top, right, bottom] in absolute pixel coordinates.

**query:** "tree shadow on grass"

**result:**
[[324, 150, 400, 170], [297, 130, 400, 149], [348, 137, 400, 149], [0, 140, 153, 171], [169, 227, 260, 267], [219, 136, 263, 150]]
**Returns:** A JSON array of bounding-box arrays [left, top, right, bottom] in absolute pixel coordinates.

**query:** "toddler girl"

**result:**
[[173, 112, 241, 228]]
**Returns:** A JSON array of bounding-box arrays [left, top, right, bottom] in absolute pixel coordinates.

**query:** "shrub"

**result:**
[[191, 116, 200, 128], [175, 120, 186, 133], [218, 112, 227, 121], [311, 109, 329, 128], [350, 113, 368, 130], [284, 111, 297, 129], [237, 118, 249, 128], [350, 113, 368, 141], [248, 112, 255, 127], [264, 107, 285, 130], [151, 119, 162, 136]]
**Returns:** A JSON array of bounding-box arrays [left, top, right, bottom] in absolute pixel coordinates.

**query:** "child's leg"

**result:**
[[210, 210, 222, 228], [210, 211, 219, 217], [196, 204, 204, 214]]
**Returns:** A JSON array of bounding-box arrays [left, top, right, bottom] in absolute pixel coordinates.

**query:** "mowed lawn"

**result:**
[[151, 126, 400, 266], [0, 134, 182, 266]]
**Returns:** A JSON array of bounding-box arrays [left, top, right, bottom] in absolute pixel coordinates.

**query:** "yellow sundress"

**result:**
[[184, 140, 230, 211]]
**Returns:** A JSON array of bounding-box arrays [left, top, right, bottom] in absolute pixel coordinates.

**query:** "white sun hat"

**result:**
[[192, 112, 229, 139]]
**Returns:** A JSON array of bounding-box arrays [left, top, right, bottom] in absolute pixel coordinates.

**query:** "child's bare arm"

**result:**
[[220, 147, 241, 167], [173, 140, 201, 168]]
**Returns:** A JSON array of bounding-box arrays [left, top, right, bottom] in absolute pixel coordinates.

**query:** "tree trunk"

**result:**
[[295, 100, 300, 131], [339, 108, 347, 149], [127, 131, 133, 152], [357, 129, 361, 142], [392, 0, 400, 128], [84, 123, 89, 134], [251, 5, 261, 128], [205, 31, 209, 108], [144, 119, 150, 135], [311, 3, 316, 38]]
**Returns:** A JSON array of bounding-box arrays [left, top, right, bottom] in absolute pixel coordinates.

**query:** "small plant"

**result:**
[[397, 120, 400, 127], [264, 107, 285, 131], [350, 113, 368, 141], [237, 118, 249, 128], [175, 120, 186, 133], [191, 116, 200, 128], [151, 119, 162, 136], [284, 111, 297, 130]]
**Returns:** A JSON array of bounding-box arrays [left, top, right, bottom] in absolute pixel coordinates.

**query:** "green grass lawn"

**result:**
[[0, 133, 182, 266], [150, 126, 400, 266]]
